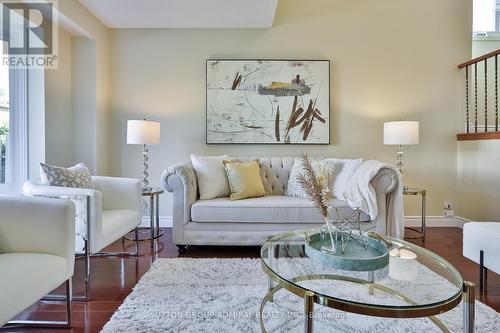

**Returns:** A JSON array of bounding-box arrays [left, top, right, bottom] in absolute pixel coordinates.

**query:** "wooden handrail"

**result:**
[[458, 49, 500, 68]]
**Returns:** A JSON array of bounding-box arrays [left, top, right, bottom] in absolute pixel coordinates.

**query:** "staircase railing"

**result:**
[[457, 49, 500, 140]]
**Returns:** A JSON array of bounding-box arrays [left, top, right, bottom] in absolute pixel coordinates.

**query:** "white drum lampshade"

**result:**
[[383, 120, 419, 174], [383, 121, 419, 145], [127, 120, 161, 145], [127, 119, 161, 190]]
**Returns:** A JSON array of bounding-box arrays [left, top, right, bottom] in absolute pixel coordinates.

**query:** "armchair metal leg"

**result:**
[[3, 279, 72, 329], [48, 227, 139, 303]]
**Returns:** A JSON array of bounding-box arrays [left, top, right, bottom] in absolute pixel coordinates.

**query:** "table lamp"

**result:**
[[383, 121, 419, 174], [127, 119, 161, 190]]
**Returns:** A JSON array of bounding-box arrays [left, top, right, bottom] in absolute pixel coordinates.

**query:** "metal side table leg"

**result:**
[[463, 281, 475, 333], [150, 194, 154, 251], [156, 193, 160, 231]]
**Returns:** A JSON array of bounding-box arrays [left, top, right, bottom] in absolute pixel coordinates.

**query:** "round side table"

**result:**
[[125, 187, 164, 251], [403, 187, 426, 241]]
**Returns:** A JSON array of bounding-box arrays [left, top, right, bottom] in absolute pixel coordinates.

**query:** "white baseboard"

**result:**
[[141, 216, 469, 229], [455, 216, 472, 229], [404, 216, 461, 227]]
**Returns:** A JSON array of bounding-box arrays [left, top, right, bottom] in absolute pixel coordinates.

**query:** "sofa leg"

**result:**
[[177, 245, 186, 254]]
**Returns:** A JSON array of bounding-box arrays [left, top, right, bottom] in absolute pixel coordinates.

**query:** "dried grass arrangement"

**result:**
[[296, 153, 332, 219]]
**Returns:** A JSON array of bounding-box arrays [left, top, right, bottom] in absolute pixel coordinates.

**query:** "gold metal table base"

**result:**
[[404, 227, 425, 240], [259, 274, 475, 333]]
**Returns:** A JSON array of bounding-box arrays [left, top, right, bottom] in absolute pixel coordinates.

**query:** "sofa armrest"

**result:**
[[370, 167, 402, 238], [161, 164, 197, 244], [370, 167, 398, 194], [0, 195, 75, 277], [23, 181, 103, 251], [23, 181, 102, 201], [92, 176, 142, 212]]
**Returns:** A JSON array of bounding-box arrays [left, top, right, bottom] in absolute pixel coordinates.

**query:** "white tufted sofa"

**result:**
[[162, 157, 399, 252]]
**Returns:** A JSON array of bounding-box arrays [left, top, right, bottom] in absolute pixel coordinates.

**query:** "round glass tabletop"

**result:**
[[260, 229, 464, 318]]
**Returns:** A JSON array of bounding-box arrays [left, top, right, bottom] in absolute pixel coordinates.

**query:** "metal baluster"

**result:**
[[466, 65, 470, 133], [496, 55, 498, 132], [485, 60, 488, 132], [475, 62, 478, 133]]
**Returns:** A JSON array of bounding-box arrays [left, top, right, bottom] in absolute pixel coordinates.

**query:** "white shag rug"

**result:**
[[101, 258, 500, 333]]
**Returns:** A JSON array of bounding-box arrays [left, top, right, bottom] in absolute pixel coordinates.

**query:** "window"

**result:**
[[474, 0, 500, 35], [0, 41, 11, 185], [0, 38, 28, 192]]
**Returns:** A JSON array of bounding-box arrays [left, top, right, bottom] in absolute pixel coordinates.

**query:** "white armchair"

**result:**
[[0, 195, 75, 328], [23, 176, 142, 300]]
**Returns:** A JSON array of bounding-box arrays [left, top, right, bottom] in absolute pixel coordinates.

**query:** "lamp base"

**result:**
[[396, 145, 404, 174], [142, 144, 150, 190]]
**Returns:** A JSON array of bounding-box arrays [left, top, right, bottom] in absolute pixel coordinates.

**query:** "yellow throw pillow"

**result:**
[[223, 160, 267, 200]]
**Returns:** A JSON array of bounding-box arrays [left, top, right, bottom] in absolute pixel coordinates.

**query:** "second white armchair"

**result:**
[[23, 175, 142, 300]]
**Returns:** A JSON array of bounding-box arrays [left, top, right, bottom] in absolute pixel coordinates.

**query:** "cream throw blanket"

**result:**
[[346, 160, 404, 239]]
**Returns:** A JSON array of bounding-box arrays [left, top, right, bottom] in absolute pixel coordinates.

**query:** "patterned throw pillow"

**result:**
[[40, 162, 95, 189], [286, 158, 335, 198]]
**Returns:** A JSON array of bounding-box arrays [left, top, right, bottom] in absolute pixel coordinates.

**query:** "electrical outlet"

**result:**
[[443, 202, 453, 210], [443, 209, 454, 217]]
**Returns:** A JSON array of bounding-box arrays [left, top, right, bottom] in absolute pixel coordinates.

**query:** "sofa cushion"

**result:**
[[190, 154, 230, 199], [0, 253, 68, 326], [191, 195, 369, 224]]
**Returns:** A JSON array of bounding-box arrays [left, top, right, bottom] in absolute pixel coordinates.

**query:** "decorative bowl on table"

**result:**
[[304, 231, 390, 271]]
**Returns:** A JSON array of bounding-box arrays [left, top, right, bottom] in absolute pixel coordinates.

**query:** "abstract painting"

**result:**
[[206, 60, 330, 144]]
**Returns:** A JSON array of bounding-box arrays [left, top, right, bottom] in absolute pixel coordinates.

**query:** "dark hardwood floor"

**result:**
[[4, 227, 499, 333]]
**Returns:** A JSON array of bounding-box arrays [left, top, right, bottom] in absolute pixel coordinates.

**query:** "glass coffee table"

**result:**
[[260, 229, 474, 333]]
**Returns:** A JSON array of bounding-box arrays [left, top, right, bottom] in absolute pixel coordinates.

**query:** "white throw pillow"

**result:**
[[191, 154, 230, 200], [286, 158, 335, 198], [324, 158, 363, 200]]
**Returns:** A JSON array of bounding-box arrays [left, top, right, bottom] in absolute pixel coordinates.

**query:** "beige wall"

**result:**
[[109, 0, 471, 218], [45, 28, 72, 166], [44, 0, 111, 174], [457, 140, 500, 220]]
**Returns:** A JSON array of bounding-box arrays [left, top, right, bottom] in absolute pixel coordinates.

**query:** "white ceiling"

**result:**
[[78, 0, 278, 28]]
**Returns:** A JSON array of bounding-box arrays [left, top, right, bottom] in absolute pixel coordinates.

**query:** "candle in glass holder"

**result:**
[[389, 248, 418, 281]]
